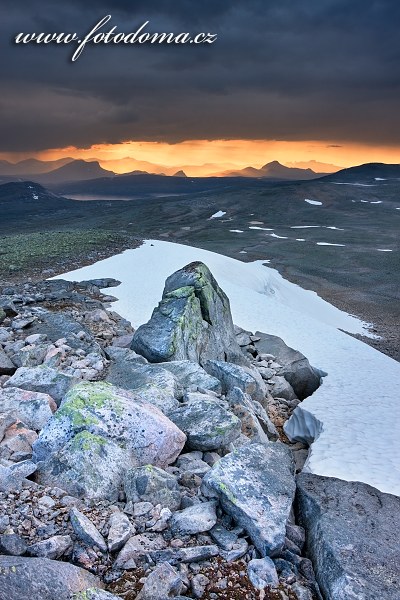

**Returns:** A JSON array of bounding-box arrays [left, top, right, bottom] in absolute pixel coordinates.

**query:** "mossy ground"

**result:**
[[0, 229, 141, 284]]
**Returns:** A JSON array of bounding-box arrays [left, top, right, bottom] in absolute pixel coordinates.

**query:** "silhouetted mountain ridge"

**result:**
[[218, 160, 325, 180], [321, 162, 400, 182]]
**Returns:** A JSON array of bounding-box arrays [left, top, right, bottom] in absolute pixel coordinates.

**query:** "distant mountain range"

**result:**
[[0, 157, 329, 184], [0, 157, 75, 176], [215, 160, 326, 180], [1, 157, 399, 190], [0, 160, 114, 185]]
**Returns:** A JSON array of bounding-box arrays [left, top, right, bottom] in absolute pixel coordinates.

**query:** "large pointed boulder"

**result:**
[[131, 262, 246, 366]]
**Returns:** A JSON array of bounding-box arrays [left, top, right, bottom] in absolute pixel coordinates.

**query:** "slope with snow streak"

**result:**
[[55, 240, 400, 496]]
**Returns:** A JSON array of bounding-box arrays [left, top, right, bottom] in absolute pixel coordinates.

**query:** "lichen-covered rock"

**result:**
[[73, 590, 121, 600], [202, 443, 295, 556], [168, 393, 241, 451], [297, 473, 400, 600], [203, 360, 266, 403], [131, 262, 246, 366], [0, 387, 56, 431], [106, 360, 180, 413], [32, 382, 186, 500], [124, 465, 181, 511], [0, 555, 102, 600], [254, 333, 322, 400], [4, 365, 78, 405]]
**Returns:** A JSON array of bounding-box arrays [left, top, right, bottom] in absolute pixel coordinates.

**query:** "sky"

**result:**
[[1, 0, 399, 172]]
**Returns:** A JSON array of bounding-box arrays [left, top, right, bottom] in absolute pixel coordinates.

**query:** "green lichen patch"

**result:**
[[55, 382, 123, 428], [218, 481, 238, 505], [165, 285, 194, 299], [70, 431, 108, 453]]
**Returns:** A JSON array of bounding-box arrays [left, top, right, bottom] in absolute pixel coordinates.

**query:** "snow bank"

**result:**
[[316, 242, 346, 247], [305, 199, 323, 206], [209, 210, 226, 219], [249, 226, 274, 231], [55, 240, 400, 496]]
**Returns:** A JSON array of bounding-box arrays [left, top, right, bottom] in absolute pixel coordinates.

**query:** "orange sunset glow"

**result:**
[[1, 140, 399, 177]]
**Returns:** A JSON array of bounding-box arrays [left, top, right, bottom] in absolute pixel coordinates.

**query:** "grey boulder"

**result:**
[[136, 562, 183, 600], [0, 533, 28, 556], [0, 555, 101, 600], [247, 557, 279, 589], [202, 443, 295, 556], [168, 393, 241, 451], [114, 533, 167, 569], [227, 386, 278, 442], [170, 501, 217, 536], [297, 473, 400, 600], [0, 459, 37, 493], [70, 508, 107, 553], [131, 262, 245, 366], [254, 333, 321, 399], [268, 375, 297, 402], [106, 359, 180, 413], [0, 387, 56, 431], [158, 360, 222, 394], [203, 360, 266, 403], [107, 511, 132, 553], [124, 465, 181, 511], [32, 381, 186, 501], [4, 365, 78, 405], [27, 535, 73, 559]]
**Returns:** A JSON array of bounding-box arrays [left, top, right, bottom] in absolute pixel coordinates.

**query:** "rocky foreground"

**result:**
[[0, 262, 399, 600]]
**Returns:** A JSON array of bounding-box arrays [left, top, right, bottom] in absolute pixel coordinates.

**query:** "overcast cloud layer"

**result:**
[[1, 0, 399, 151]]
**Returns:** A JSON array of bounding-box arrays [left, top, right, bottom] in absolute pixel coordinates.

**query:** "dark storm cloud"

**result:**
[[0, 0, 399, 151]]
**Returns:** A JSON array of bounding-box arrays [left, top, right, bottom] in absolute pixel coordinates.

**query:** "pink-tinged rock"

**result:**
[[33, 381, 186, 501], [0, 420, 38, 459], [0, 387, 56, 431]]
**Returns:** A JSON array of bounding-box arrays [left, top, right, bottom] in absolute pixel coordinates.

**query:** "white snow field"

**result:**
[[55, 240, 400, 496]]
